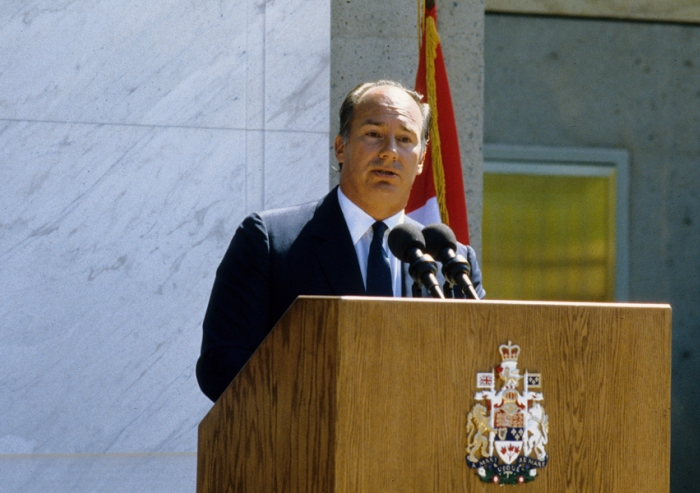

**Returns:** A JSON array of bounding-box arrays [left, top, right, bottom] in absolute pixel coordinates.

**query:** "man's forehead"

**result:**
[[353, 86, 423, 127]]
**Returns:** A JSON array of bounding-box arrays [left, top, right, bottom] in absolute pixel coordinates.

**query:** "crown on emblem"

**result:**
[[499, 341, 520, 363]]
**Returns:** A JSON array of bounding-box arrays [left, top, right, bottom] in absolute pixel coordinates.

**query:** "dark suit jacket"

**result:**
[[196, 187, 485, 401]]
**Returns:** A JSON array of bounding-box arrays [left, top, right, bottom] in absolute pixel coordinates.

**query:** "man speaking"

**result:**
[[196, 80, 485, 402]]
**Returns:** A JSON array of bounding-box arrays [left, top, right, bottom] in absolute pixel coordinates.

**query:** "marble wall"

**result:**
[[0, 1, 330, 491]]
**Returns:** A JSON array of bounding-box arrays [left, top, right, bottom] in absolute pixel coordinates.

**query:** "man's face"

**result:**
[[335, 85, 426, 221]]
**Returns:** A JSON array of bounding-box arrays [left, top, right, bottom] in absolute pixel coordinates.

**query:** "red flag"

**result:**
[[406, 0, 470, 245]]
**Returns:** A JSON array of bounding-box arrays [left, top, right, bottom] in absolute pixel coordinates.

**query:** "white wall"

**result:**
[[0, 1, 330, 491]]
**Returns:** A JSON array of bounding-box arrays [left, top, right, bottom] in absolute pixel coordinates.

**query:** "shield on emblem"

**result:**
[[495, 440, 522, 464], [493, 408, 525, 465]]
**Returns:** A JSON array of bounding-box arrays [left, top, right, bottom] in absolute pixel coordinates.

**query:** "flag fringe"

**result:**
[[424, 15, 450, 226]]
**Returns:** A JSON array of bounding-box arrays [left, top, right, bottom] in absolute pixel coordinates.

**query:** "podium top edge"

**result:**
[[295, 295, 672, 310]]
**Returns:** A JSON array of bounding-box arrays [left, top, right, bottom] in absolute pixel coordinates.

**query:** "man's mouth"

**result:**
[[373, 169, 398, 177]]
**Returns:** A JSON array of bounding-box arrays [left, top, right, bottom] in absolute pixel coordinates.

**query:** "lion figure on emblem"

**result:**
[[466, 404, 495, 462]]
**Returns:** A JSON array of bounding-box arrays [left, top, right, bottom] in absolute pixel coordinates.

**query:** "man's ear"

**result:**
[[334, 135, 345, 166], [416, 145, 427, 175]]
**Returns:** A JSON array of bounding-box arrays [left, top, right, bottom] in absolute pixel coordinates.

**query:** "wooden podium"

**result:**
[[197, 296, 671, 492]]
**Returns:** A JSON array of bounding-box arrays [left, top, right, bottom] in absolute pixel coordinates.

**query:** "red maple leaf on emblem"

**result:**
[[501, 444, 521, 460]]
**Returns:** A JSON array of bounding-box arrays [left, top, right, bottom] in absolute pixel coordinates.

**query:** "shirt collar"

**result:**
[[337, 187, 404, 245]]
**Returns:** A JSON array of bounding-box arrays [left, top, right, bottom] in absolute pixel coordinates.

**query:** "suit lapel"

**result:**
[[308, 188, 366, 296]]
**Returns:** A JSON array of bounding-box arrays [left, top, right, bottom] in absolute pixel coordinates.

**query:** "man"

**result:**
[[196, 80, 485, 402]]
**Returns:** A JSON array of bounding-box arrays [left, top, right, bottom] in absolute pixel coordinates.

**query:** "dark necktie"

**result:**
[[366, 221, 393, 296]]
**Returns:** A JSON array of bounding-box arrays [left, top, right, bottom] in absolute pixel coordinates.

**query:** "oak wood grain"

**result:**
[[198, 297, 671, 492]]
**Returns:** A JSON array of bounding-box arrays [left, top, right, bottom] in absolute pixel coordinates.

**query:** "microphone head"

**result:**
[[388, 223, 425, 262], [422, 223, 458, 257]]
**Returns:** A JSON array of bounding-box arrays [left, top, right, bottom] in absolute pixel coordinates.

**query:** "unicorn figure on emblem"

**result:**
[[524, 402, 549, 461]]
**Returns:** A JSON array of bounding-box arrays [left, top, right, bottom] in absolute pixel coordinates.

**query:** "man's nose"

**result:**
[[379, 136, 399, 160]]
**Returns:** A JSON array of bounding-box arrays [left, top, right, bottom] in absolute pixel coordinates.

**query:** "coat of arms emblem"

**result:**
[[465, 341, 549, 485]]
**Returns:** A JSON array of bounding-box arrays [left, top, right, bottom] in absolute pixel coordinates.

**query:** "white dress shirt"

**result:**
[[337, 187, 404, 297]]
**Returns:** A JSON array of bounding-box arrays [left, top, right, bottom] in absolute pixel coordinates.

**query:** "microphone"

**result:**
[[422, 223, 480, 300], [388, 223, 444, 299]]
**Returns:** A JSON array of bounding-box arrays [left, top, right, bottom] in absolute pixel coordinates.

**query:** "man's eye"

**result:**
[[366, 131, 381, 138]]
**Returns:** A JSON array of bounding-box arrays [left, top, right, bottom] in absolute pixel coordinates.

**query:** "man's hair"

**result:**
[[338, 80, 431, 150]]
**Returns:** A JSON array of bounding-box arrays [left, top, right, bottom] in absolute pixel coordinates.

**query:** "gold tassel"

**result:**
[[424, 15, 450, 225]]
